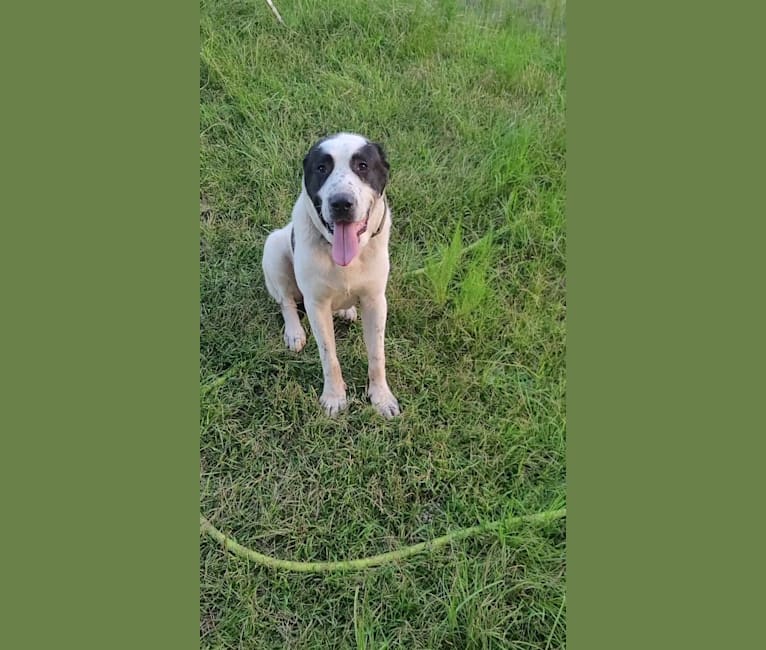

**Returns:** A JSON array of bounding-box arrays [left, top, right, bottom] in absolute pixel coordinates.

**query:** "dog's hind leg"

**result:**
[[262, 227, 307, 352], [334, 306, 357, 322]]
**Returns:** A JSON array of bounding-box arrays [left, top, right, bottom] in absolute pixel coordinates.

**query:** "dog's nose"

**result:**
[[329, 194, 354, 220]]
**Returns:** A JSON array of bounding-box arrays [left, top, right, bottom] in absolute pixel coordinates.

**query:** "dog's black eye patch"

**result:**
[[352, 143, 389, 194], [303, 143, 334, 203]]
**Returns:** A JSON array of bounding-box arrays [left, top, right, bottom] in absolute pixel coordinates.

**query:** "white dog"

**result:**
[[262, 133, 400, 418]]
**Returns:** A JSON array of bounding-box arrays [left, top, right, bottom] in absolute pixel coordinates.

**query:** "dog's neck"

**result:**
[[368, 192, 389, 239]]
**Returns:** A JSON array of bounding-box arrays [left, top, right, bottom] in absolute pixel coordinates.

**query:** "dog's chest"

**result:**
[[313, 259, 372, 302], [295, 246, 385, 309], [328, 272, 358, 310]]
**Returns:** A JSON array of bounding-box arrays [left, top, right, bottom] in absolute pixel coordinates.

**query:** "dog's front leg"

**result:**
[[361, 295, 400, 418], [305, 301, 347, 416]]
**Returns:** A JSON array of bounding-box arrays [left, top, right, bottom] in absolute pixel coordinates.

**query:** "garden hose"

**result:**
[[200, 506, 565, 573]]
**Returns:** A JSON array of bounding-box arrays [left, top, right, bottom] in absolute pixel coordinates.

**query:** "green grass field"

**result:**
[[200, 1, 566, 647]]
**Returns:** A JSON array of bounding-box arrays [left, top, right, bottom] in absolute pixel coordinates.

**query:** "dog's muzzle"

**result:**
[[328, 193, 357, 224]]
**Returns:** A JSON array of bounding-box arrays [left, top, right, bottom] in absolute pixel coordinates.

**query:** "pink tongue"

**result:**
[[331, 222, 360, 266]]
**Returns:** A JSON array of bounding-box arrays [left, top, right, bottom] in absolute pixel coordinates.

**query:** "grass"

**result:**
[[200, 1, 566, 648]]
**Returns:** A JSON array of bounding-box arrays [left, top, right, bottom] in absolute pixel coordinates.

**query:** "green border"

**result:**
[[2, 2, 199, 647], [4, 0, 766, 646], [569, 2, 765, 648]]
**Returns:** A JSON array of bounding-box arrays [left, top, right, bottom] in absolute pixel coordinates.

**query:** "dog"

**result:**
[[262, 133, 400, 418]]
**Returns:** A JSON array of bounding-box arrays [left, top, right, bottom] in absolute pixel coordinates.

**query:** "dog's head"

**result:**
[[302, 132, 390, 266]]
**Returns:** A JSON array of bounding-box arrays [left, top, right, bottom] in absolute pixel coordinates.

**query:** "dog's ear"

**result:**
[[371, 142, 390, 171], [368, 141, 390, 194]]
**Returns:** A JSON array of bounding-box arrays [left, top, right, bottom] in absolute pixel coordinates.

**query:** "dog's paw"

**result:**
[[283, 326, 307, 352], [335, 307, 357, 322], [320, 391, 347, 417], [368, 384, 401, 418]]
